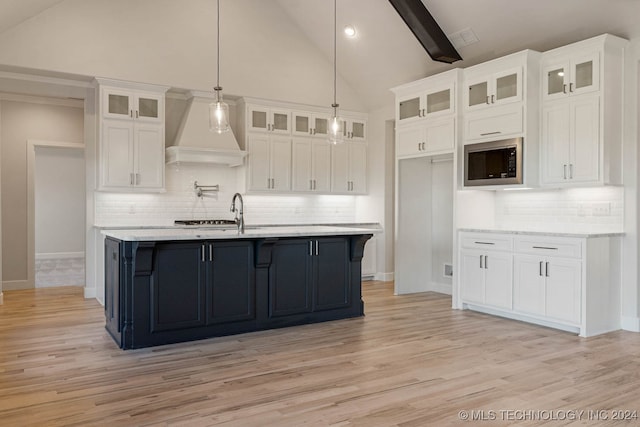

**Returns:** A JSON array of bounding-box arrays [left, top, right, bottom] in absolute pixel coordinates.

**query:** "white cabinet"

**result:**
[[247, 105, 291, 134], [292, 139, 331, 192], [331, 142, 367, 193], [292, 111, 330, 138], [460, 248, 513, 310], [464, 66, 522, 111], [541, 96, 599, 185], [457, 231, 621, 337], [542, 52, 599, 101], [513, 255, 581, 324], [397, 81, 455, 124], [96, 80, 167, 192], [247, 134, 291, 191], [339, 117, 367, 141], [397, 117, 455, 158], [540, 34, 626, 187]]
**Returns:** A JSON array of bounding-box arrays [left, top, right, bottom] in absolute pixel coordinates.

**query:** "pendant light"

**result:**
[[328, 0, 344, 144], [209, 0, 230, 133]]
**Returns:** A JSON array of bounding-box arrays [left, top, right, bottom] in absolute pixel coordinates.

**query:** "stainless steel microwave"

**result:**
[[464, 137, 523, 186]]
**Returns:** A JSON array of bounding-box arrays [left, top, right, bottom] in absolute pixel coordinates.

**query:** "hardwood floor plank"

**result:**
[[1, 283, 640, 426]]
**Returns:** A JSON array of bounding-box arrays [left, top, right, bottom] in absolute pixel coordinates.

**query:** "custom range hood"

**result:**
[[166, 91, 246, 167]]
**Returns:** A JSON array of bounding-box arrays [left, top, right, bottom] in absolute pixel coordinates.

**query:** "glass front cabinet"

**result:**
[[465, 66, 522, 110], [397, 82, 455, 124], [542, 52, 600, 102]]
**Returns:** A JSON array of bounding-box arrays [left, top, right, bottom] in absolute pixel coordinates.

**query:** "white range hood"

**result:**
[[166, 91, 246, 167]]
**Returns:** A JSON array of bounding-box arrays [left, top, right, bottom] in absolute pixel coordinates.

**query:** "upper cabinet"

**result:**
[[464, 66, 522, 111], [542, 52, 600, 102], [539, 34, 627, 187], [392, 69, 462, 159], [96, 79, 168, 192], [238, 98, 368, 195]]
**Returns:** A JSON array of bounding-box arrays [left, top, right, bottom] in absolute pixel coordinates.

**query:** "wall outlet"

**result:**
[[592, 202, 611, 216], [443, 263, 453, 278]]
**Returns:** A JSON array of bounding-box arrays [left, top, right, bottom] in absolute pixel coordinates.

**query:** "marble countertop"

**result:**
[[101, 223, 382, 241], [458, 228, 624, 238]]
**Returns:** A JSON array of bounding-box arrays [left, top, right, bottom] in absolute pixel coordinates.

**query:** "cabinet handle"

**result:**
[[480, 131, 501, 136], [130, 110, 133, 118], [417, 143, 421, 151], [201, 245, 206, 262], [315, 240, 319, 256], [569, 164, 573, 179], [569, 83, 574, 93], [313, 128, 316, 135], [484, 255, 488, 269], [417, 109, 422, 118], [309, 241, 313, 256], [532, 246, 558, 250], [480, 255, 483, 269], [313, 180, 316, 190], [491, 94, 495, 104], [421, 109, 425, 116], [130, 173, 134, 185], [209, 244, 213, 262], [135, 110, 139, 119], [545, 262, 550, 277], [474, 241, 495, 245], [135, 173, 140, 185], [563, 164, 567, 179], [271, 178, 275, 189], [563, 84, 567, 94], [539, 261, 543, 276], [486, 96, 490, 105]]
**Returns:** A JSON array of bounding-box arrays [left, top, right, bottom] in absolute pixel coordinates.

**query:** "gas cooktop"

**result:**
[[174, 219, 238, 227]]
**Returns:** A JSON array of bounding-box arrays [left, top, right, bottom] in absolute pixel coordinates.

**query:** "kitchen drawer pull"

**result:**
[[539, 261, 543, 276], [532, 246, 558, 250], [564, 164, 567, 179], [569, 164, 573, 179], [480, 131, 501, 136], [484, 255, 488, 269], [209, 244, 213, 262], [479, 255, 483, 269], [201, 245, 206, 262], [315, 240, 319, 256], [474, 241, 495, 245], [545, 262, 550, 277], [309, 241, 313, 256]]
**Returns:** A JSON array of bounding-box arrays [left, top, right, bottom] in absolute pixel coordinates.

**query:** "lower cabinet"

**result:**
[[458, 231, 619, 337], [105, 234, 371, 349]]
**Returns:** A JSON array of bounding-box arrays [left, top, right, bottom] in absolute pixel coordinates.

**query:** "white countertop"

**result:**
[[458, 228, 624, 238], [102, 223, 382, 241]]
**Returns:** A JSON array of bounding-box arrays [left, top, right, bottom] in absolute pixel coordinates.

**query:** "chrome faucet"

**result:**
[[230, 193, 245, 234]]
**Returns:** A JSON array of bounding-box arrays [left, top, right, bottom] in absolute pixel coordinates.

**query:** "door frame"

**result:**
[[27, 139, 85, 289]]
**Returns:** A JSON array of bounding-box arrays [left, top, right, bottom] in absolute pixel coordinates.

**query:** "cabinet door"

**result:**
[[270, 109, 291, 134], [292, 139, 313, 191], [345, 119, 366, 141], [270, 136, 292, 191], [292, 112, 313, 137], [493, 67, 522, 105], [424, 117, 455, 153], [569, 96, 600, 183], [248, 106, 270, 132], [570, 52, 600, 97], [104, 238, 121, 339], [151, 243, 207, 332], [460, 249, 485, 304], [331, 143, 350, 193], [425, 84, 454, 117], [396, 125, 424, 157], [134, 123, 164, 189], [513, 255, 545, 317], [398, 94, 423, 123], [541, 102, 572, 185], [466, 78, 490, 110], [102, 87, 133, 120], [247, 134, 271, 190], [483, 252, 513, 310], [101, 119, 134, 188], [314, 238, 351, 311], [208, 241, 255, 324], [349, 143, 367, 193], [134, 92, 163, 124], [545, 258, 581, 324], [311, 141, 331, 192], [269, 240, 313, 317], [543, 61, 570, 102]]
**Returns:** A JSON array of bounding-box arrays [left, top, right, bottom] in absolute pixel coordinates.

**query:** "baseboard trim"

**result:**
[[84, 286, 96, 299], [3, 280, 32, 290], [374, 272, 394, 282], [621, 316, 640, 332]]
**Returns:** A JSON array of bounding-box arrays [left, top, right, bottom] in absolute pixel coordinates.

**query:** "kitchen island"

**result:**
[[103, 224, 379, 349]]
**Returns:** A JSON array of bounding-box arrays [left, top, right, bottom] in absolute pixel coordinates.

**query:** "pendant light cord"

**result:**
[[333, 0, 337, 108], [216, 0, 221, 89]]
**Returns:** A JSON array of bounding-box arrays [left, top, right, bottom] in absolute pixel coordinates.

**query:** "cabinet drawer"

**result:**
[[514, 236, 582, 258], [460, 233, 513, 251], [465, 104, 523, 141]]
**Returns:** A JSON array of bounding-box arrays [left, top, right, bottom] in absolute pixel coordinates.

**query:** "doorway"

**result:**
[[28, 140, 85, 288]]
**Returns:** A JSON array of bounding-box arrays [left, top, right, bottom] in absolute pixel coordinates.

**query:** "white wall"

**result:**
[[35, 146, 85, 254]]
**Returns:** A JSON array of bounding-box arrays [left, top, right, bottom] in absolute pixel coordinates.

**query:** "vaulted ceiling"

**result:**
[[1, 0, 639, 111]]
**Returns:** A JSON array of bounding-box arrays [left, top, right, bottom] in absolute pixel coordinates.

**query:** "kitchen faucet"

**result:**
[[230, 193, 245, 234]]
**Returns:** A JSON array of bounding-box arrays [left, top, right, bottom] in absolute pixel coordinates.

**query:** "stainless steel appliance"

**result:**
[[464, 137, 523, 186]]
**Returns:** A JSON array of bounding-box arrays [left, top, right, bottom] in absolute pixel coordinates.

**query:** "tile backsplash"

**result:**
[[494, 186, 624, 232], [95, 164, 357, 226]]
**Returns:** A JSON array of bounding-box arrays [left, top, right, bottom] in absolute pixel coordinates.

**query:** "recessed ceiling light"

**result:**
[[344, 25, 357, 38]]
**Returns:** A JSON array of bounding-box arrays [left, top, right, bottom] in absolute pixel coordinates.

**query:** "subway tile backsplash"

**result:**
[[494, 186, 624, 233], [95, 164, 357, 226]]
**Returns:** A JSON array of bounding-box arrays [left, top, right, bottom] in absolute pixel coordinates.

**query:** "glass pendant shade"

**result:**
[[328, 113, 343, 144], [209, 90, 230, 133]]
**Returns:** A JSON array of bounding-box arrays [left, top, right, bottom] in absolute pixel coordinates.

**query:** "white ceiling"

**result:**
[[2, 0, 640, 111]]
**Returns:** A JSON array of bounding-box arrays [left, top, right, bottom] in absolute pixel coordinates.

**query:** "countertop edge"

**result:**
[[458, 228, 625, 238]]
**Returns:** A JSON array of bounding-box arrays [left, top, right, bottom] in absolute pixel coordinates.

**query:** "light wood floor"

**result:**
[[1, 283, 640, 426]]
